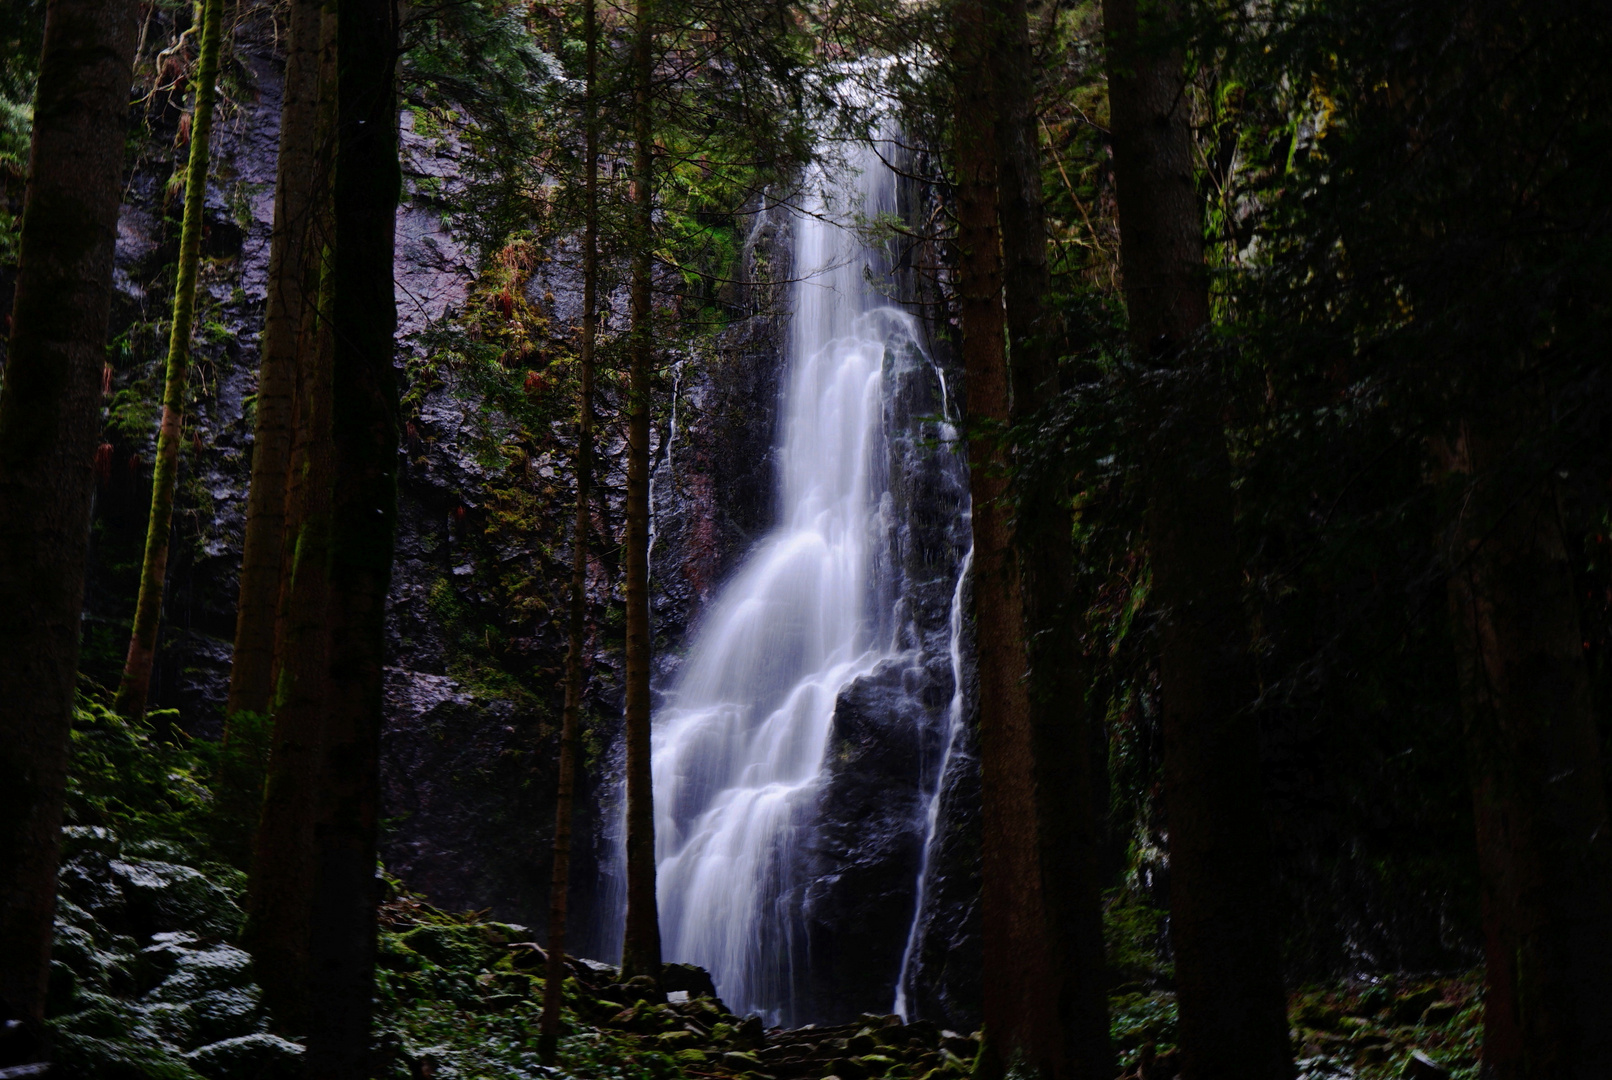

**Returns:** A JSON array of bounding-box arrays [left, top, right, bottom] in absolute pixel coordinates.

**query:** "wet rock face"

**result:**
[[799, 659, 932, 1023], [647, 208, 794, 689]]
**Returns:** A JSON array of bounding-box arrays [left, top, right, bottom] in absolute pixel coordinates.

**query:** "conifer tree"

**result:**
[[620, 0, 664, 986], [243, 3, 338, 1032], [302, 0, 400, 1068], [1101, 1, 1291, 1076], [541, 0, 600, 1058], [116, 0, 227, 718], [949, 2, 1061, 1075], [225, 0, 326, 726], [988, 0, 1111, 1073], [0, 0, 137, 1033]]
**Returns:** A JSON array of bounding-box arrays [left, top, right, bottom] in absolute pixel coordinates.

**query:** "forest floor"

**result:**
[[42, 701, 1482, 1080]]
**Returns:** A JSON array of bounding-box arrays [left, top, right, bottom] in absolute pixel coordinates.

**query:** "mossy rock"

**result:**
[[397, 924, 499, 970], [656, 1029, 698, 1050], [142, 942, 260, 1044], [184, 1033, 304, 1080], [859, 1054, 897, 1076], [53, 997, 136, 1040], [848, 1030, 879, 1055], [53, 922, 127, 994], [51, 1030, 205, 1080], [1392, 988, 1439, 1025], [111, 859, 241, 940], [674, 1048, 709, 1065]]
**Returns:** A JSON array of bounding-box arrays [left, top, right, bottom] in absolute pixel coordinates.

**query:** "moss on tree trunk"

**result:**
[[115, 0, 227, 720]]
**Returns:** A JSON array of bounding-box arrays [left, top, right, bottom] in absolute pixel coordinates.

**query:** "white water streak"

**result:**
[[893, 540, 972, 1019], [653, 145, 905, 1020]]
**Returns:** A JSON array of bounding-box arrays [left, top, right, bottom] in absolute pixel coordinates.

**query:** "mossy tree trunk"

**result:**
[[620, 0, 663, 986], [540, 0, 599, 1061], [0, 0, 137, 1032], [989, 0, 1112, 1073], [951, 4, 1061, 1077], [115, 0, 226, 719], [244, 2, 338, 1028], [1101, 1, 1292, 1077], [302, 0, 400, 1070], [225, 0, 326, 727]]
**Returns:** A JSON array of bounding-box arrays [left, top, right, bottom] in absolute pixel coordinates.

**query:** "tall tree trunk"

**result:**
[[1101, 2, 1292, 1077], [245, 15, 337, 1018], [1437, 426, 1612, 1080], [0, 0, 137, 1035], [246, 279, 334, 1036], [620, 0, 662, 986], [301, 0, 399, 1070], [952, 4, 1060, 1076], [539, 0, 599, 1060], [225, 0, 325, 725], [990, 0, 1111, 1075], [115, 0, 226, 718]]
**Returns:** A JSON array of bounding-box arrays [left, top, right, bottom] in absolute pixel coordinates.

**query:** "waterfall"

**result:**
[[653, 142, 916, 1022], [892, 541, 972, 1019]]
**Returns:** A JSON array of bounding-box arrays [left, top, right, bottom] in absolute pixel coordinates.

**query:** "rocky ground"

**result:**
[[39, 699, 1482, 1080]]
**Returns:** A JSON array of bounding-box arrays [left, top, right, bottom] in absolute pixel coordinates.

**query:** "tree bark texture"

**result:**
[[1101, 2, 1292, 1077], [226, 0, 326, 724], [0, 0, 137, 1029], [989, 0, 1112, 1074], [540, 0, 599, 1059], [116, 0, 225, 718], [302, 0, 399, 1071], [620, 0, 662, 985], [1437, 428, 1612, 1080], [245, 30, 337, 1021], [952, 5, 1061, 1077]]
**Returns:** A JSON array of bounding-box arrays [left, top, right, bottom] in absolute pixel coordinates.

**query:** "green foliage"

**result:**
[[1101, 889, 1171, 987], [1107, 991, 1177, 1071], [0, 0, 40, 264], [64, 698, 214, 855]]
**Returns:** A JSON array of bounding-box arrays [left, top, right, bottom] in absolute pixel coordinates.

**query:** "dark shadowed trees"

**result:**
[[301, 0, 400, 1070], [0, 0, 137, 1036], [620, 0, 663, 986], [1101, 0, 1291, 1076], [226, 0, 327, 726], [988, 0, 1111, 1074], [950, 2, 1066, 1076]]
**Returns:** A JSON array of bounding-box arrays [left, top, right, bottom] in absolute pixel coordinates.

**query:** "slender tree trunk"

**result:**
[[1101, 3, 1292, 1077], [1437, 426, 1612, 1080], [620, 0, 662, 986], [989, 0, 1111, 1075], [115, 0, 225, 718], [302, 0, 399, 1070], [952, 5, 1060, 1077], [0, 0, 137, 1034], [539, 0, 599, 1061], [225, 0, 324, 725]]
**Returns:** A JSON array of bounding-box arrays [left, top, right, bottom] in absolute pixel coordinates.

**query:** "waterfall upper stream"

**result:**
[[651, 142, 974, 1026]]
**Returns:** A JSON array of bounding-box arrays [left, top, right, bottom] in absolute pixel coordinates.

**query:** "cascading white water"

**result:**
[[652, 144, 910, 1021]]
